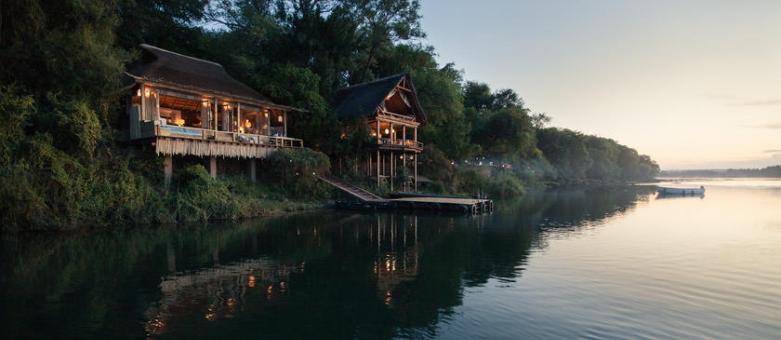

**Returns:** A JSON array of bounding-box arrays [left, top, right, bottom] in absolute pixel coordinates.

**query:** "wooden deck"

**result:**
[[318, 175, 493, 214]]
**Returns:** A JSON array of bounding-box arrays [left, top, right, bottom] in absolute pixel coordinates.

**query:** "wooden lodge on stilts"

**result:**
[[123, 44, 304, 186], [331, 74, 424, 192]]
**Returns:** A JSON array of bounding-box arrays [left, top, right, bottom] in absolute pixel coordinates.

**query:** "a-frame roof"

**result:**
[[332, 73, 426, 124]]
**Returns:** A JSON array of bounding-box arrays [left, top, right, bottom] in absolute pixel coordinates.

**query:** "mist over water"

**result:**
[[1, 180, 780, 339]]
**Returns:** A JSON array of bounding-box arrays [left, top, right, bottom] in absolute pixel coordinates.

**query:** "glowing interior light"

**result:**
[[384, 128, 390, 134], [277, 115, 283, 123], [144, 88, 151, 97]]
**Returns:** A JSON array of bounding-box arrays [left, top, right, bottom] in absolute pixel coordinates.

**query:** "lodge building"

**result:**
[[332, 74, 425, 191], [125, 44, 304, 186], [125, 44, 424, 191]]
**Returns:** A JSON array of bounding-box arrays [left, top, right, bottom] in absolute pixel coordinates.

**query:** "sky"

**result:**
[[420, 0, 781, 170]]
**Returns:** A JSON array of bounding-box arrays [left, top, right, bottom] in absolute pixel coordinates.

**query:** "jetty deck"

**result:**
[[318, 175, 493, 214]]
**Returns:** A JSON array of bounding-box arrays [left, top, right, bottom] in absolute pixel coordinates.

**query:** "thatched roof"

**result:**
[[126, 44, 269, 105], [332, 73, 426, 124]]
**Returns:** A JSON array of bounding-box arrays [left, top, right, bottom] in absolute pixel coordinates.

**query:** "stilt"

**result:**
[[210, 156, 217, 178], [164, 155, 173, 188], [414, 153, 418, 191], [403, 153, 407, 191], [249, 159, 256, 182], [390, 151, 394, 192], [376, 151, 381, 186]]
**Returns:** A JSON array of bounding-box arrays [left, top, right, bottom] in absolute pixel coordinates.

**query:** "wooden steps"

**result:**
[[316, 175, 386, 202]]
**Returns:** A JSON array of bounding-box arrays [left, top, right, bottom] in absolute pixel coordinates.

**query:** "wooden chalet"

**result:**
[[125, 44, 303, 185], [332, 74, 425, 191]]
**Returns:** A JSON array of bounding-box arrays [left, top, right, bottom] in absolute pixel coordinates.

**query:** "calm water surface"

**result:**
[[2, 179, 781, 339]]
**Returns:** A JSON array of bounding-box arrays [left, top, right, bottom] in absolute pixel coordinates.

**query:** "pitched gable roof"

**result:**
[[332, 73, 426, 124], [126, 44, 267, 104]]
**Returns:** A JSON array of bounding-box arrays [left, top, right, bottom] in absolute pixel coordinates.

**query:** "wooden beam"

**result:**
[[164, 155, 173, 189], [249, 159, 256, 182], [377, 150, 381, 186], [210, 157, 217, 178], [140, 84, 146, 120], [414, 153, 418, 191]]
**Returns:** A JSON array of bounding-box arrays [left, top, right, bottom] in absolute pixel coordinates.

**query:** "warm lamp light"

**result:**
[[144, 88, 151, 98], [384, 128, 390, 135], [136, 89, 141, 96], [277, 115, 283, 123], [244, 119, 252, 128], [174, 118, 185, 126], [202, 101, 208, 107]]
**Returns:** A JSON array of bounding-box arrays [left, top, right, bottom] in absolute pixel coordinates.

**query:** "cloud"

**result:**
[[704, 93, 781, 107], [754, 123, 781, 129], [728, 99, 781, 107]]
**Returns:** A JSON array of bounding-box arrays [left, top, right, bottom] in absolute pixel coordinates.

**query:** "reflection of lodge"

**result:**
[[144, 257, 303, 336], [367, 215, 422, 306], [125, 44, 304, 185]]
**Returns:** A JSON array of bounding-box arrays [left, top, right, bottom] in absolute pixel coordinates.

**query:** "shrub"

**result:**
[[174, 165, 240, 222], [486, 172, 525, 198], [263, 148, 331, 199]]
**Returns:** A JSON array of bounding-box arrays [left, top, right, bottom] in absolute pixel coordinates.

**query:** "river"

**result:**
[[1, 179, 780, 339]]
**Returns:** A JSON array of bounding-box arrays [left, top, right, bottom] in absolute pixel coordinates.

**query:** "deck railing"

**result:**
[[378, 138, 423, 149], [155, 124, 303, 148]]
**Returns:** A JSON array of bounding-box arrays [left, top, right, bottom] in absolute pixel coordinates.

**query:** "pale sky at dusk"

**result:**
[[421, 0, 781, 169]]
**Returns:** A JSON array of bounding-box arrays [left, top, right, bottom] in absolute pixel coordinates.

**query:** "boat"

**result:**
[[656, 186, 705, 195]]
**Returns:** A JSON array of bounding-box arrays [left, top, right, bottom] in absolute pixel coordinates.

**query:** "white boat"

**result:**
[[656, 186, 705, 195]]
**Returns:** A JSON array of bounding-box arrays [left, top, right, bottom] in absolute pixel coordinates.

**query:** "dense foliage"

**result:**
[[0, 0, 659, 230], [661, 166, 781, 178]]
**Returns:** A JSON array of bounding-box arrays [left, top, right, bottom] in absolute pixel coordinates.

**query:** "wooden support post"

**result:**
[[377, 150, 381, 186], [403, 126, 406, 146], [403, 152, 406, 191], [414, 153, 418, 191], [266, 108, 272, 135], [376, 120, 381, 143], [283, 111, 287, 136], [140, 84, 146, 120], [249, 159, 256, 182], [213, 99, 218, 131], [163, 155, 173, 188], [390, 151, 394, 192], [210, 156, 217, 178], [237, 102, 241, 133]]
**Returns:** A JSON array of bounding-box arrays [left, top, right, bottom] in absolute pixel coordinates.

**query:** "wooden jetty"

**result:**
[[317, 175, 493, 214]]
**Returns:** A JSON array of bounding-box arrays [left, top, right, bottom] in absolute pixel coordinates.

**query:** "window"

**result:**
[[159, 95, 203, 128]]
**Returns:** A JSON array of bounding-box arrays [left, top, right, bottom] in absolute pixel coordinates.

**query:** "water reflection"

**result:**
[[0, 187, 652, 339]]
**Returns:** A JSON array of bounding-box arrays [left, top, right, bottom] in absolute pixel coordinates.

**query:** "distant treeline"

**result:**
[[661, 166, 781, 178], [0, 0, 658, 229]]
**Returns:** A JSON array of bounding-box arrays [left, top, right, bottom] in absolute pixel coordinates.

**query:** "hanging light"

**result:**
[[202, 100, 209, 107], [384, 128, 390, 135], [136, 89, 141, 96], [144, 88, 151, 98], [277, 114, 283, 123]]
